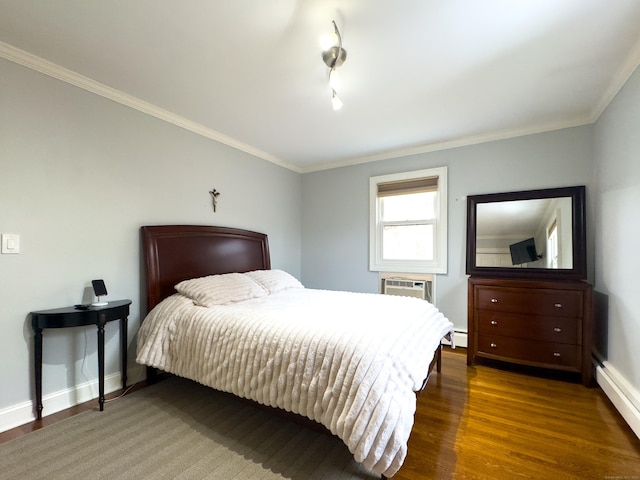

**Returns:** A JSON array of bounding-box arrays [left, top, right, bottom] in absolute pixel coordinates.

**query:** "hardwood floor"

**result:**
[[396, 348, 640, 480], [2, 348, 639, 479]]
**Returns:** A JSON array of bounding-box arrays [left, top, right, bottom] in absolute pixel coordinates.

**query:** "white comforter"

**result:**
[[136, 288, 454, 477]]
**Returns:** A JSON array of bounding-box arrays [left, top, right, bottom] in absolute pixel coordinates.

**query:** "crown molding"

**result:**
[[0, 41, 301, 173], [300, 115, 594, 173]]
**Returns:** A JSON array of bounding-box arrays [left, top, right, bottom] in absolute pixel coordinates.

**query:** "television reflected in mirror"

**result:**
[[466, 186, 586, 280]]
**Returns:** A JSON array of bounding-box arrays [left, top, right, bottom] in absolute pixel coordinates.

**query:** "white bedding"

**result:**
[[136, 285, 454, 477]]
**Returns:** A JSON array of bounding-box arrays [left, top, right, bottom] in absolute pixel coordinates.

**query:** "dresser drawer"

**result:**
[[476, 287, 583, 318], [477, 334, 581, 370], [476, 311, 580, 344]]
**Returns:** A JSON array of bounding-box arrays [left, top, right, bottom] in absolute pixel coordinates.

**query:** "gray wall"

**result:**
[[0, 58, 302, 413], [593, 65, 640, 391], [301, 127, 595, 333]]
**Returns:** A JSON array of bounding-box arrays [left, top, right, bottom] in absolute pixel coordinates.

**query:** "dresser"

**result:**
[[467, 277, 593, 385]]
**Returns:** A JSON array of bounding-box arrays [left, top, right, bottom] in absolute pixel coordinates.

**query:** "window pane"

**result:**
[[382, 224, 434, 260], [381, 192, 436, 221]]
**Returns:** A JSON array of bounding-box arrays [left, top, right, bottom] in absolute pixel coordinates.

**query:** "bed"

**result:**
[[136, 225, 454, 478]]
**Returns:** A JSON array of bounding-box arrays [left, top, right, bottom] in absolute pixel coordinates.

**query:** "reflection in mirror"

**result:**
[[475, 197, 573, 269], [466, 186, 586, 280]]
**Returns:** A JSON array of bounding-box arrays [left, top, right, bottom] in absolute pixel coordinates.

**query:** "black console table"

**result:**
[[31, 299, 131, 419]]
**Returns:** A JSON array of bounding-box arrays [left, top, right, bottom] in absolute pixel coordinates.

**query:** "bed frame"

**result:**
[[141, 224, 442, 375], [140, 224, 443, 478], [141, 225, 271, 313], [141, 224, 442, 372]]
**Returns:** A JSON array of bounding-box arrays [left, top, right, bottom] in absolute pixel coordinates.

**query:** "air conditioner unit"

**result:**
[[383, 278, 433, 303]]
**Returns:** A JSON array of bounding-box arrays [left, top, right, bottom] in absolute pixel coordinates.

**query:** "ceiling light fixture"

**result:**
[[322, 20, 347, 110]]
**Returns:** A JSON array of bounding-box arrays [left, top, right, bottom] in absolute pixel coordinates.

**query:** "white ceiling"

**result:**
[[476, 198, 552, 240], [1, 1, 640, 173]]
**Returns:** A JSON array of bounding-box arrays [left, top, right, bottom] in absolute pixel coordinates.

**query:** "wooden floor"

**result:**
[[396, 348, 640, 480], [2, 348, 639, 479]]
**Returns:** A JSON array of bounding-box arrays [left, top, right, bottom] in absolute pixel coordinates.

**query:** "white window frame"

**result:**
[[369, 166, 448, 274], [547, 218, 559, 269]]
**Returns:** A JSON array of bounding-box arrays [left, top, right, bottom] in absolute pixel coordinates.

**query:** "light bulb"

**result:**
[[320, 31, 339, 51]]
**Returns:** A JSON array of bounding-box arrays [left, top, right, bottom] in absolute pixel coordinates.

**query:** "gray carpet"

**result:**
[[0, 377, 378, 480]]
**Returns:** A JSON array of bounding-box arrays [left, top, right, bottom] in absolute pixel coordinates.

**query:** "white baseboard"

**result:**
[[442, 329, 468, 349], [596, 361, 640, 439], [0, 365, 146, 433]]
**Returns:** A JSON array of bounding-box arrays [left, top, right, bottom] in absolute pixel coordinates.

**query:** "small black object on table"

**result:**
[[31, 299, 132, 419]]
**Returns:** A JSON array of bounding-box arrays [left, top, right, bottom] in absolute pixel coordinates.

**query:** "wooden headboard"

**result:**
[[141, 225, 271, 313]]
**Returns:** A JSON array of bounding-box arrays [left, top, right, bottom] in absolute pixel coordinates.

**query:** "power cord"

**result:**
[[104, 384, 136, 403]]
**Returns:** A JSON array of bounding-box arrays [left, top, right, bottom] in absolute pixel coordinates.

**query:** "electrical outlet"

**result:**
[[1, 234, 20, 254]]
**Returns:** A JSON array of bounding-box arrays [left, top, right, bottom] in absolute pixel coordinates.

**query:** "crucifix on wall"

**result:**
[[209, 189, 220, 212]]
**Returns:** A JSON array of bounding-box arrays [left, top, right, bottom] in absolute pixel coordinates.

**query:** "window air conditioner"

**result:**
[[383, 278, 433, 303]]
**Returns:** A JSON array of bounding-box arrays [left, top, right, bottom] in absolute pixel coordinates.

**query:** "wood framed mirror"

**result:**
[[466, 186, 587, 280]]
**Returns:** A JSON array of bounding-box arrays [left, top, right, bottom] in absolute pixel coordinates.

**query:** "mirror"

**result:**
[[466, 186, 586, 280]]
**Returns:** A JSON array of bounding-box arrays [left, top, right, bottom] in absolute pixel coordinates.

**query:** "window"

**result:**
[[369, 167, 447, 273]]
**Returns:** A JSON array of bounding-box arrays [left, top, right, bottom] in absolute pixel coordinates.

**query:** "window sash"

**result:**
[[379, 191, 436, 222], [380, 221, 435, 261]]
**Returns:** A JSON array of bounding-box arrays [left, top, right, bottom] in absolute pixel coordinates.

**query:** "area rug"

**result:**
[[0, 376, 377, 479]]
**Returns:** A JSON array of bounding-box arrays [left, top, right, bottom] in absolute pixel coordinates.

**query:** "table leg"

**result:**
[[97, 313, 106, 411], [120, 316, 128, 389], [34, 328, 43, 420]]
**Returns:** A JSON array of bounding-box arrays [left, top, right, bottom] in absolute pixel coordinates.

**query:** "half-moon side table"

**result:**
[[31, 299, 131, 419]]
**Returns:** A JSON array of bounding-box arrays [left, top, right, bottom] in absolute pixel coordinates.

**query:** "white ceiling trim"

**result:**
[[299, 116, 594, 173], [0, 41, 300, 173]]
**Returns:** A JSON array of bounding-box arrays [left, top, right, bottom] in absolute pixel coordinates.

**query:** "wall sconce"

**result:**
[[321, 20, 347, 110]]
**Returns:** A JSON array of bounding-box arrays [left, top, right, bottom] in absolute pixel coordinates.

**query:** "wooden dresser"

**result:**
[[467, 277, 593, 385]]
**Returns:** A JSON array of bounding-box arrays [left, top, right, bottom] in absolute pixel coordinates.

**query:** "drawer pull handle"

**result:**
[[491, 298, 498, 303], [490, 320, 498, 326], [490, 343, 497, 348], [553, 352, 561, 357], [554, 303, 563, 308], [553, 327, 562, 332]]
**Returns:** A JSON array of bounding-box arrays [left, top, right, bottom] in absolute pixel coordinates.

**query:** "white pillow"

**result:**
[[175, 272, 267, 307], [244, 269, 304, 294]]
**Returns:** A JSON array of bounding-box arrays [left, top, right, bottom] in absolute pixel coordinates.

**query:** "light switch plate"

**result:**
[[1, 234, 20, 254]]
